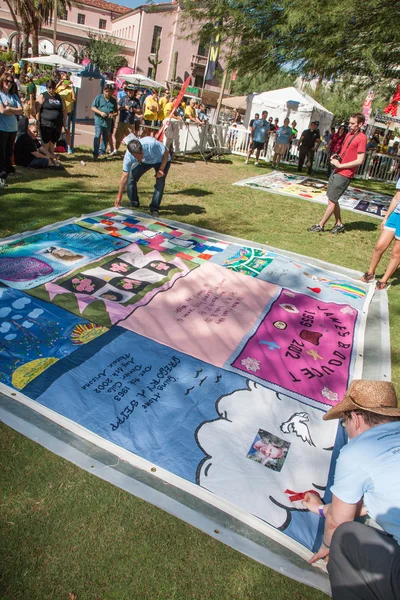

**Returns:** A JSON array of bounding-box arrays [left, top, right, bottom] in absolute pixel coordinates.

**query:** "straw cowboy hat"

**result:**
[[323, 380, 400, 421]]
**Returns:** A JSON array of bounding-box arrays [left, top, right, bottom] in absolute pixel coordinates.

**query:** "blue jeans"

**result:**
[[127, 161, 170, 212], [93, 122, 111, 158], [28, 157, 49, 168]]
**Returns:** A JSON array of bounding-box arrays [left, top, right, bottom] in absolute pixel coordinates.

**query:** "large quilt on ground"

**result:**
[[0, 210, 375, 560], [234, 171, 393, 219]]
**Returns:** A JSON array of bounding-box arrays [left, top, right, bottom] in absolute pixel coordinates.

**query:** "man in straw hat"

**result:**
[[302, 379, 400, 599]]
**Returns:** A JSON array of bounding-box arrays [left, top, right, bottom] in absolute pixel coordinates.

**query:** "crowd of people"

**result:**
[[90, 83, 209, 160], [1, 58, 400, 600], [0, 62, 76, 186]]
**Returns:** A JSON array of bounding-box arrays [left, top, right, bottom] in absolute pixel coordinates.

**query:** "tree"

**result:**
[[180, 0, 400, 93], [83, 32, 128, 74], [231, 71, 296, 96]]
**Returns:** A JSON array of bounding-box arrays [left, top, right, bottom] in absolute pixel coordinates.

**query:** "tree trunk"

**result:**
[[4, 0, 21, 59], [22, 28, 30, 61], [32, 21, 39, 58]]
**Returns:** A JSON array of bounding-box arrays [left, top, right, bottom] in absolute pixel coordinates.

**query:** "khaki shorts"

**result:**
[[274, 142, 289, 155], [116, 122, 135, 144]]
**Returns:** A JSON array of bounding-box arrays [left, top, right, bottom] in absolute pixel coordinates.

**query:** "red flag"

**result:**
[[156, 76, 191, 142]]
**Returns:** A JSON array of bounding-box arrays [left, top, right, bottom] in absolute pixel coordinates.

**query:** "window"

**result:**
[[147, 67, 153, 78], [99, 19, 107, 30], [197, 42, 209, 57], [150, 25, 162, 53], [60, 10, 68, 20], [194, 74, 204, 88], [77, 13, 85, 25]]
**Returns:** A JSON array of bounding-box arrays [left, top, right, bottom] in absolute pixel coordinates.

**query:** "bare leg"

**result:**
[[333, 202, 342, 226], [276, 153, 282, 165], [246, 144, 253, 161], [255, 147, 261, 162], [376, 236, 400, 284], [367, 229, 395, 275], [319, 200, 337, 228]]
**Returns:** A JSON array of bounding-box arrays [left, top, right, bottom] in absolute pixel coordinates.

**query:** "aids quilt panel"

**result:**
[[0, 211, 374, 559], [233, 171, 393, 219]]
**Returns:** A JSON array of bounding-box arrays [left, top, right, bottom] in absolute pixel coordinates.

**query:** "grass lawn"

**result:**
[[1, 149, 399, 600]]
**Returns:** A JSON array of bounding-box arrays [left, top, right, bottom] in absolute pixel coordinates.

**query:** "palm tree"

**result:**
[[4, 0, 32, 60], [5, 0, 74, 64]]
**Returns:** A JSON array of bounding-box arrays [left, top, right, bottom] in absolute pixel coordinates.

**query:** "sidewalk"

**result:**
[[72, 122, 94, 148]]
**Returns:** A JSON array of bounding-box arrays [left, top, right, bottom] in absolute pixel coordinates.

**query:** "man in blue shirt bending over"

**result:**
[[115, 136, 171, 218], [303, 379, 400, 600]]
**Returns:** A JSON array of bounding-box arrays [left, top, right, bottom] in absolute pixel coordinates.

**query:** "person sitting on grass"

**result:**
[[14, 121, 60, 169], [359, 176, 400, 290]]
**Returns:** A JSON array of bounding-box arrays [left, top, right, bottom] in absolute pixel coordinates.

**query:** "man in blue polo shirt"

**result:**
[[91, 84, 118, 159], [245, 110, 270, 166], [115, 136, 171, 218]]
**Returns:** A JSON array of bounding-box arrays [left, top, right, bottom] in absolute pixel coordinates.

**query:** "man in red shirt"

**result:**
[[308, 113, 367, 234]]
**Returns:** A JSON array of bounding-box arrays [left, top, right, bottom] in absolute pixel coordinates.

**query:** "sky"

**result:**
[[117, 0, 170, 8]]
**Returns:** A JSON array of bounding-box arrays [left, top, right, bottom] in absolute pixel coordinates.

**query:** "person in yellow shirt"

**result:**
[[13, 61, 21, 78], [158, 90, 171, 121], [57, 80, 76, 153], [184, 99, 201, 124], [143, 89, 159, 136]]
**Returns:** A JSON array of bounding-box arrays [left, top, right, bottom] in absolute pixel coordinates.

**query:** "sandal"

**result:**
[[360, 272, 375, 283], [376, 281, 391, 291]]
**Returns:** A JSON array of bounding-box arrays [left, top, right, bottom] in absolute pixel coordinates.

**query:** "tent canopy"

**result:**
[[21, 54, 80, 70], [247, 86, 333, 136], [122, 73, 165, 89], [222, 95, 247, 111]]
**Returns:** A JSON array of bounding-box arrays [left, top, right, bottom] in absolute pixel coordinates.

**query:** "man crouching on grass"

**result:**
[[115, 137, 170, 219], [302, 380, 400, 600]]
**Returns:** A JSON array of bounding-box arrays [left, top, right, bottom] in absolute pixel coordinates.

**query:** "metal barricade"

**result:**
[[228, 128, 400, 184]]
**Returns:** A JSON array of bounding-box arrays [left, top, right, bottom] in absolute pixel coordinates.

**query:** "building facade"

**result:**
[[0, 0, 225, 98]]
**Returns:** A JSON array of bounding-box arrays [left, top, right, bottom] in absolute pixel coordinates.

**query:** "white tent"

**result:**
[[122, 73, 165, 89], [21, 54, 81, 70], [246, 86, 333, 136]]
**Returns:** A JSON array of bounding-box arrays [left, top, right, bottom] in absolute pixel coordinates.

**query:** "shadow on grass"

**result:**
[[342, 221, 378, 232], [160, 203, 207, 216], [166, 188, 212, 197]]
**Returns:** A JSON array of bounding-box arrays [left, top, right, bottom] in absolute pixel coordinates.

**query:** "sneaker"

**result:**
[[244, 159, 249, 165], [151, 211, 160, 219], [130, 202, 140, 208], [331, 223, 345, 234], [307, 224, 324, 232], [0, 178, 7, 189], [360, 272, 375, 283], [67, 148, 73, 155], [110, 149, 118, 156], [254, 161, 259, 166]]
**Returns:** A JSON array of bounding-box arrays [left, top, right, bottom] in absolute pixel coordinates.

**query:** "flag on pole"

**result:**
[[362, 89, 374, 122], [205, 33, 221, 82], [156, 76, 191, 142]]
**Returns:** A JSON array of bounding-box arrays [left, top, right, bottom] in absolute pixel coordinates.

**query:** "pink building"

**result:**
[[0, 0, 225, 99], [112, 1, 225, 96]]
